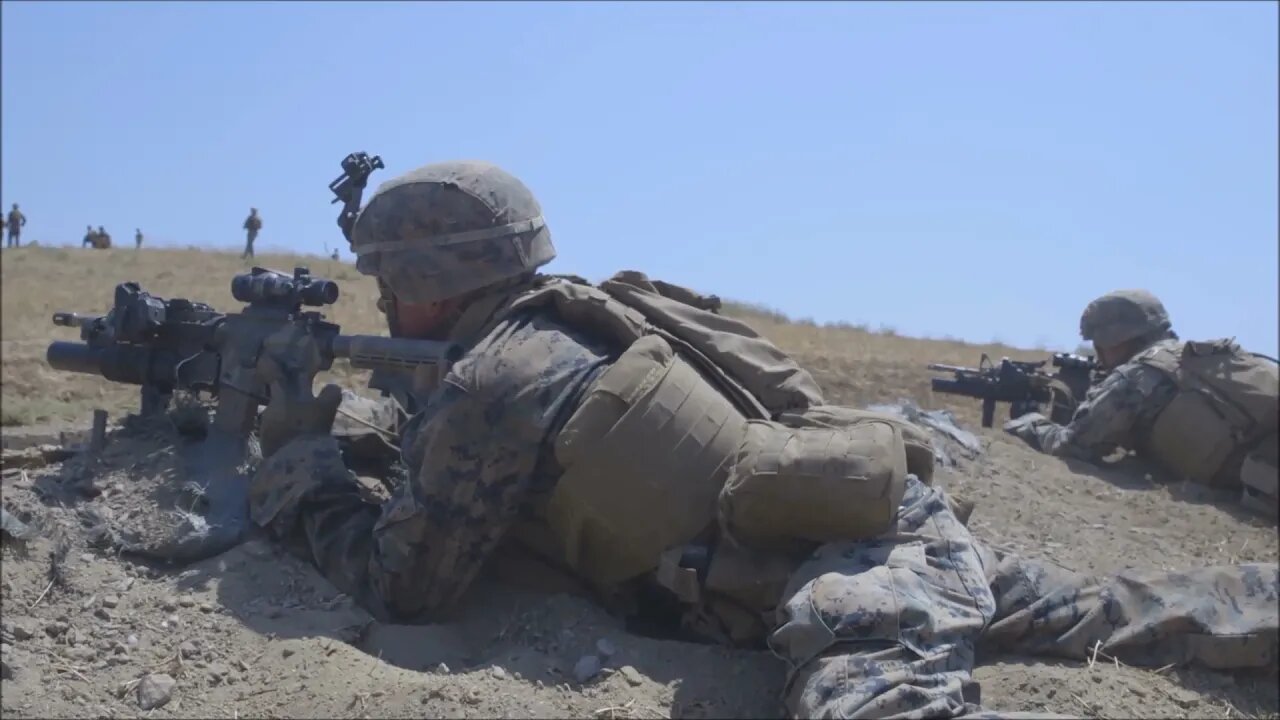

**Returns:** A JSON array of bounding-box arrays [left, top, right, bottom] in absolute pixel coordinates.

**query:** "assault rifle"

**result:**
[[928, 352, 1101, 428], [47, 266, 460, 561], [48, 266, 459, 428]]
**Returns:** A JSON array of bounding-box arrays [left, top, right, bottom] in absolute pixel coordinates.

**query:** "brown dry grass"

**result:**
[[1, 245, 1049, 428]]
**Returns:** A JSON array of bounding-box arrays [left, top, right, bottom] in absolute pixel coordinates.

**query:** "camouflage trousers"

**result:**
[[770, 477, 1279, 719], [242, 231, 257, 258]]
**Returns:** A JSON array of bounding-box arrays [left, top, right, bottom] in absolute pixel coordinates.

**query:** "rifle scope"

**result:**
[[231, 267, 339, 307], [1051, 352, 1096, 372]]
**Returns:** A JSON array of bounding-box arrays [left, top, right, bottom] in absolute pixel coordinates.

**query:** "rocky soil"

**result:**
[[2, 407, 1277, 720]]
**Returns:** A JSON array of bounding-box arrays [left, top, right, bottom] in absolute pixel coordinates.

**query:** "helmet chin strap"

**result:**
[[376, 278, 402, 338]]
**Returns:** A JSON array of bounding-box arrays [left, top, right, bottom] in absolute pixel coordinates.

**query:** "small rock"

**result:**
[[45, 621, 69, 637], [1168, 687, 1200, 708], [101, 595, 119, 609], [281, 648, 295, 659], [7, 622, 34, 642], [178, 641, 198, 659], [66, 646, 96, 663], [573, 654, 601, 683], [80, 552, 95, 563], [93, 608, 111, 621], [434, 662, 450, 674], [178, 597, 195, 608], [160, 599, 178, 612], [137, 673, 175, 710], [595, 638, 616, 658], [618, 665, 644, 687], [491, 666, 507, 680], [1, 656, 14, 680], [464, 689, 482, 705], [198, 603, 214, 614], [126, 634, 139, 648], [112, 642, 129, 655], [81, 596, 98, 611]]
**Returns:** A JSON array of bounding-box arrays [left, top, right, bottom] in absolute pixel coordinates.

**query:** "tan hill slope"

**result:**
[[2, 245, 1042, 429]]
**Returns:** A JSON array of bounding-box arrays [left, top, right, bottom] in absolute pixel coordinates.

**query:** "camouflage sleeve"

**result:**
[[1022, 360, 1171, 459], [249, 311, 611, 622]]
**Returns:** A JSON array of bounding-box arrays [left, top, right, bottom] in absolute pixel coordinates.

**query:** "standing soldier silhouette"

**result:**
[[7, 203, 27, 247], [135, 228, 144, 249], [242, 207, 262, 258]]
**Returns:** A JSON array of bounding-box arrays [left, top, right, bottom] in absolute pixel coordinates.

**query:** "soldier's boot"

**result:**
[[981, 554, 1279, 672]]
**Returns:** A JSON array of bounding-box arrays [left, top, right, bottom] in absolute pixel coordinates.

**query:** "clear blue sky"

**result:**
[[3, 1, 1276, 354]]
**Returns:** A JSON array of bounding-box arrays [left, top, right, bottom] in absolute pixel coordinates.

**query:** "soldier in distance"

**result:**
[[1004, 289, 1278, 517]]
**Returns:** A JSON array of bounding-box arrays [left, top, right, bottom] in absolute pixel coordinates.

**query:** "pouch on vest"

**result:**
[[1239, 434, 1278, 518], [717, 419, 908, 552], [1143, 339, 1280, 485], [600, 271, 826, 417], [1147, 390, 1239, 485], [547, 334, 748, 588], [775, 405, 937, 485]]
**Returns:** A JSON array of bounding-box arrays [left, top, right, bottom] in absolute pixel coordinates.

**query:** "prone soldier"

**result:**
[[1004, 290, 1278, 517], [247, 160, 1279, 719]]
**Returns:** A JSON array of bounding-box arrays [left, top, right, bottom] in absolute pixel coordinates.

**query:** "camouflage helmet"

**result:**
[[350, 160, 555, 304], [1079, 289, 1171, 347]]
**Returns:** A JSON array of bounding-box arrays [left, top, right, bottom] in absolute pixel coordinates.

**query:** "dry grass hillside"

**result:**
[[1, 244, 1048, 429]]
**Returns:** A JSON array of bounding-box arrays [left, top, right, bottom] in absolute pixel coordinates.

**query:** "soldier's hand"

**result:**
[[1002, 412, 1048, 439], [256, 325, 343, 457]]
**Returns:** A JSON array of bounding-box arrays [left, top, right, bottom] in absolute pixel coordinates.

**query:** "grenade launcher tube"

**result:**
[[46, 342, 152, 385]]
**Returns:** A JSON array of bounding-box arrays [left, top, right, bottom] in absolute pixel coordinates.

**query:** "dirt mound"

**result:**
[[2, 412, 1276, 719]]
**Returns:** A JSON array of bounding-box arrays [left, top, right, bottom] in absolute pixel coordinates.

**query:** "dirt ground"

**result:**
[[1, 247, 1277, 719], [2, 399, 1277, 720]]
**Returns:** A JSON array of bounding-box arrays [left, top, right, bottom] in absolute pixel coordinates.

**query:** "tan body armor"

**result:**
[[1136, 339, 1279, 492], [461, 271, 934, 637]]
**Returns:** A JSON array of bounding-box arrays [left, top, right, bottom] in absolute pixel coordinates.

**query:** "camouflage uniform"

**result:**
[[1005, 290, 1278, 516], [7, 205, 26, 247], [83, 226, 97, 248], [1002, 340, 1178, 460], [249, 164, 1280, 720]]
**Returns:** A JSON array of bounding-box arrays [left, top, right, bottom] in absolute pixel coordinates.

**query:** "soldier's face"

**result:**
[[392, 296, 463, 340], [1094, 341, 1134, 369]]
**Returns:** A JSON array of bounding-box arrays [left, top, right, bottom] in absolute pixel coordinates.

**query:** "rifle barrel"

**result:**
[[330, 335, 464, 372], [927, 363, 975, 373], [52, 312, 94, 328]]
